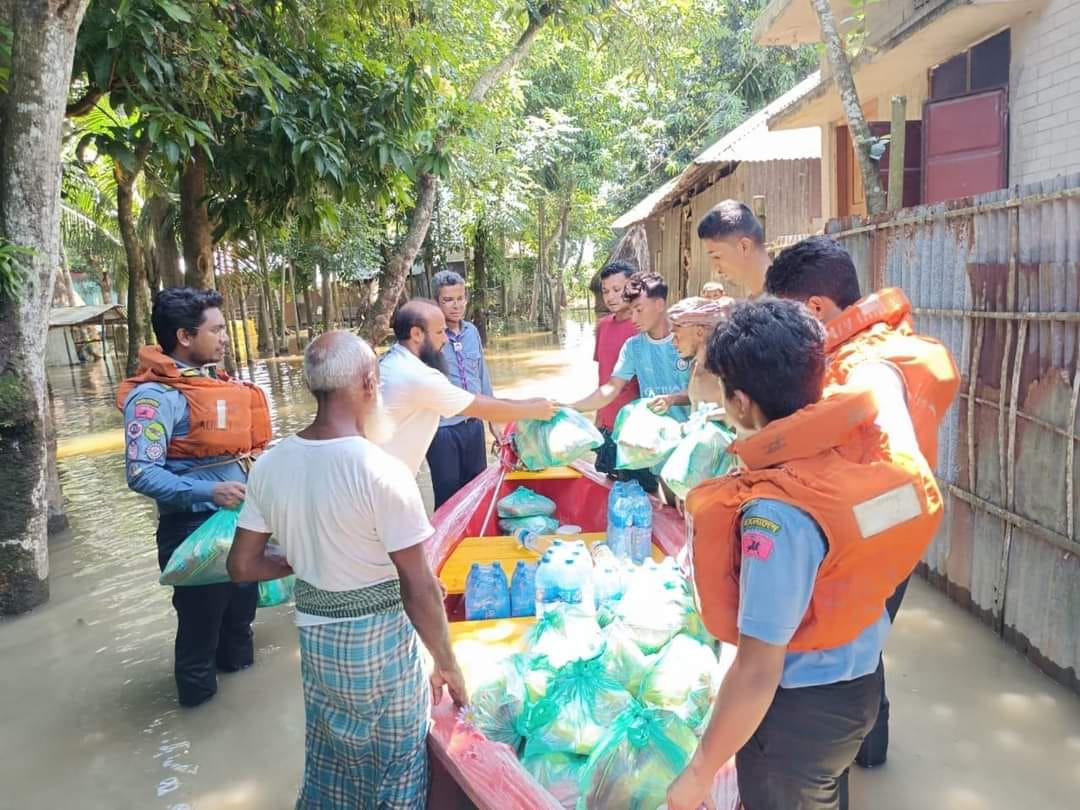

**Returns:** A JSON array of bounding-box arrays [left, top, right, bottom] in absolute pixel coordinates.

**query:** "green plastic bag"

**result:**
[[638, 634, 720, 732], [615, 560, 694, 653], [465, 652, 532, 747], [661, 414, 737, 499], [598, 622, 654, 695], [526, 605, 603, 668], [513, 408, 604, 471], [499, 514, 560, 535], [523, 657, 633, 757], [612, 399, 683, 470], [577, 703, 699, 810], [523, 752, 589, 810], [257, 574, 295, 607], [159, 506, 240, 586], [497, 486, 557, 518]]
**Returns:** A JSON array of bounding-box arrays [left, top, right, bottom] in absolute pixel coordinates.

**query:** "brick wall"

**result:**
[[1010, 0, 1080, 185]]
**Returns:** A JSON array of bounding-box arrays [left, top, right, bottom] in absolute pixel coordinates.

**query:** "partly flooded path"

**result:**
[[4, 312, 1079, 809]]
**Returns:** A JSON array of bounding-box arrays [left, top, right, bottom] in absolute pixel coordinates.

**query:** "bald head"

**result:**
[[393, 299, 442, 343], [304, 330, 377, 394]]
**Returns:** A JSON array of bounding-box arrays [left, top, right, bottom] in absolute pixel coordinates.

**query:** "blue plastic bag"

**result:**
[[497, 486, 557, 518], [159, 506, 240, 586]]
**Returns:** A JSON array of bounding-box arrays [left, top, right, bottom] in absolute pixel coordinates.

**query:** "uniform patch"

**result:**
[[852, 482, 923, 538], [742, 515, 780, 534], [741, 531, 774, 561], [127, 440, 139, 459], [134, 403, 157, 420], [143, 422, 165, 442], [146, 442, 164, 461], [126, 422, 143, 439]]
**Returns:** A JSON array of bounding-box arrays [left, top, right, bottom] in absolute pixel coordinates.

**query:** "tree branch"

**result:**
[[65, 87, 104, 118]]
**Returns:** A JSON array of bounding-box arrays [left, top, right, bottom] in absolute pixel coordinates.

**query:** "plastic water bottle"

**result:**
[[510, 561, 537, 617], [465, 563, 511, 620], [534, 551, 557, 616], [592, 544, 624, 607], [559, 558, 582, 608], [629, 483, 654, 564], [570, 548, 596, 615], [607, 481, 631, 559], [514, 528, 541, 553]]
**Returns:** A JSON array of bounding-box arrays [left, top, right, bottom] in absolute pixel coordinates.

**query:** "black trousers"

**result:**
[[593, 426, 659, 494], [855, 574, 912, 768], [156, 512, 257, 707], [426, 419, 488, 510], [736, 665, 882, 810]]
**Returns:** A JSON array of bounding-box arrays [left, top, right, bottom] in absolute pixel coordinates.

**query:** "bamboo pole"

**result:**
[[887, 96, 907, 211]]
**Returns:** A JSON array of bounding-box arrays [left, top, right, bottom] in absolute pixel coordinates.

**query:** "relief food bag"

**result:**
[[513, 408, 604, 471], [465, 652, 532, 747], [637, 634, 720, 732], [615, 564, 694, 654], [525, 605, 603, 669], [522, 657, 633, 757], [598, 622, 654, 695], [497, 486, 557, 518], [612, 399, 683, 470], [257, 575, 296, 608], [661, 415, 736, 500], [499, 514, 560, 535], [522, 751, 589, 810], [577, 703, 698, 810], [159, 505, 240, 587]]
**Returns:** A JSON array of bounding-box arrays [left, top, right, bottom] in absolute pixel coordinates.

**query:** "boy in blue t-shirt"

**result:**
[[566, 271, 690, 489]]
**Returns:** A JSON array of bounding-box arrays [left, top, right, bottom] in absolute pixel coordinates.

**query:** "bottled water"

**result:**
[[606, 481, 631, 559], [510, 561, 537, 617], [464, 563, 512, 620], [591, 543, 624, 607], [514, 528, 541, 552], [534, 550, 558, 616], [629, 484, 654, 564]]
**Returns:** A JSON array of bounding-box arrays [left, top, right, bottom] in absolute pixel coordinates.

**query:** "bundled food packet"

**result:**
[[159, 505, 240, 586], [612, 399, 683, 470], [578, 703, 698, 810], [525, 605, 603, 668], [497, 486, 557, 518], [465, 652, 533, 747], [522, 751, 589, 810], [598, 621, 654, 695], [514, 408, 604, 470], [661, 413, 736, 499], [523, 656, 633, 758], [637, 634, 720, 732]]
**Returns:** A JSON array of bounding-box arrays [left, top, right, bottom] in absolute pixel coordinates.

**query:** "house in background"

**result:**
[[756, 0, 1065, 217], [611, 72, 824, 299]]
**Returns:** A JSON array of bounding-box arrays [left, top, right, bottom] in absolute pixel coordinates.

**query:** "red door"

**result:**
[[923, 88, 1008, 204]]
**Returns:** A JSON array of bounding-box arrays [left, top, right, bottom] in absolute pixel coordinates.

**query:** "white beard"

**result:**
[[363, 391, 396, 445]]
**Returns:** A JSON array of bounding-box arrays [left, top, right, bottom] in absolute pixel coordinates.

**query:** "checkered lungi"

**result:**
[[296, 609, 430, 809]]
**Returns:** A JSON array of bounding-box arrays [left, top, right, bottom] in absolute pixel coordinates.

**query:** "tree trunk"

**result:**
[[254, 234, 273, 354], [180, 148, 215, 288], [0, 0, 90, 615], [810, 0, 886, 215], [302, 283, 314, 338], [45, 404, 67, 535], [368, 13, 553, 344], [529, 199, 545, 323], [552, 198, 570, 334], [289, 262, 301, 351], [471, 221, 489, 345], [115, 146, 151, 376], [213, 253, 238, 376], [237, 280, 255, 368], [147, 194, 182, 289], [276, 266, 288, 353], [321, 268, 335, 332]]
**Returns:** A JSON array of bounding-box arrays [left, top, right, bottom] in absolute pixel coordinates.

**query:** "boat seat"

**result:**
[[504, 466, 582, 481]]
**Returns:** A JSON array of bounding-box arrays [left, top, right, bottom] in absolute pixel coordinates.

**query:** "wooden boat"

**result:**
[[425, 444, 689, 810]]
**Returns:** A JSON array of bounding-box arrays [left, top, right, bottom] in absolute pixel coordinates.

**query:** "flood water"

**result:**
[[4, 311, 1080, 809]]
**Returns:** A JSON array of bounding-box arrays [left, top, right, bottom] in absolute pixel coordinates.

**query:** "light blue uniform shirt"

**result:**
[[612, 332, 692, 422], [737, 499, 890, 689], [439, 320, 493, 428], [122, 368, 247, 515]]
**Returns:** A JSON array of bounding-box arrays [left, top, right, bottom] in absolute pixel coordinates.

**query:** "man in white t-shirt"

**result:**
[[378, 299, 557, 477], [227, 330, 467, 810]]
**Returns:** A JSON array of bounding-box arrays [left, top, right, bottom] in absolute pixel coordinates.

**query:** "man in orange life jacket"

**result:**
[[119, 288, 272, 707], [764, 236, 959, 767], [666, 299, 942, 810]]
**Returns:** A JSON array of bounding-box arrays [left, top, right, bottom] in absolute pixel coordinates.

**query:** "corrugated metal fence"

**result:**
[[826, 174, 1080, 693]]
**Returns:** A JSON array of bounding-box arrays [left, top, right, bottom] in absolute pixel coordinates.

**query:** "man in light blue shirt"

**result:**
[[121, 288, 262, 708], [426, 271, 496, 508]]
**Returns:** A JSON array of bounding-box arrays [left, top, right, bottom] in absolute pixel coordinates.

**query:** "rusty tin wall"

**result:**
[[826, 174, 1080, 693]]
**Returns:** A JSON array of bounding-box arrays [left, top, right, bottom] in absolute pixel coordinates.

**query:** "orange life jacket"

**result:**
[[824, 288, 959, 465], [684, 389, 943, 652], [116, 345, 273, 459]]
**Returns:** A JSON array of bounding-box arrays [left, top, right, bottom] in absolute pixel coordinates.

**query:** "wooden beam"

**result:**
[[888, 95, 908, 211]]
